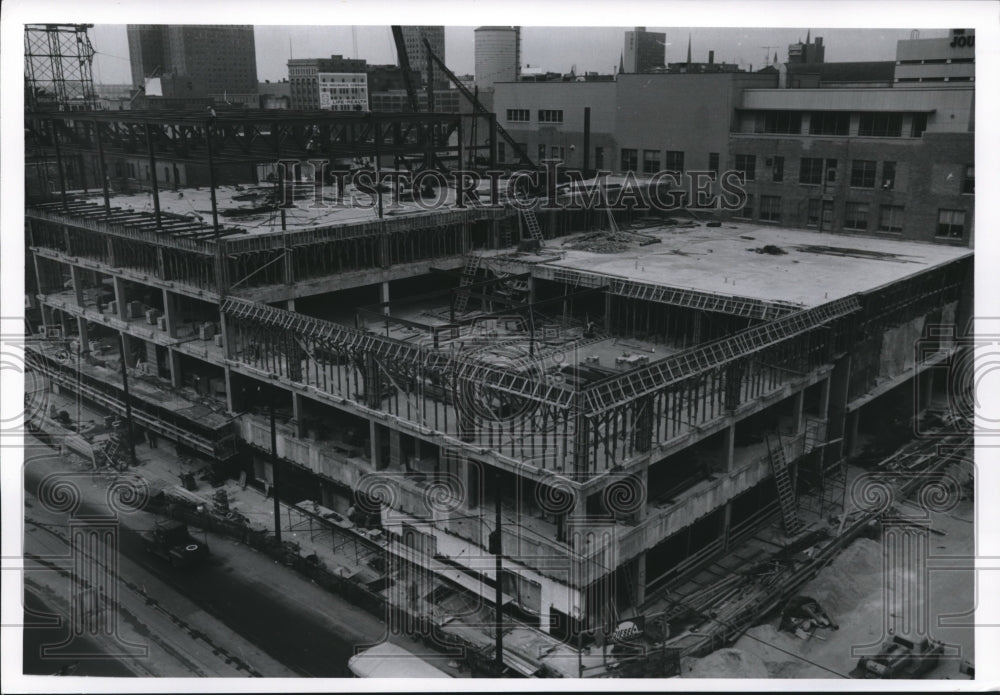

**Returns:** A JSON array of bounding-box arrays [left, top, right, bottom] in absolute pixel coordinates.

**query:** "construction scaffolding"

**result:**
[[24, 24, 98, 112]]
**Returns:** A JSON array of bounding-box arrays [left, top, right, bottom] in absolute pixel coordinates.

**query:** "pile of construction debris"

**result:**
[[562, 230, 661, 254]]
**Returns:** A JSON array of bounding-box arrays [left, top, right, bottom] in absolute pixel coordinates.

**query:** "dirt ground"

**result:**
[[723, 495, 976, 680]]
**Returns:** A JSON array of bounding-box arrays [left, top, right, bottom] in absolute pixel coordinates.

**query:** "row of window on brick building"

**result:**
[[732, 195, 967, 240]]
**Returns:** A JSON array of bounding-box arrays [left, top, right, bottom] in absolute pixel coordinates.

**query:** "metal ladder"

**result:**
[[520, 209, 544, 243], [766, 433, 803, 536], [453, 255, 482, 315]]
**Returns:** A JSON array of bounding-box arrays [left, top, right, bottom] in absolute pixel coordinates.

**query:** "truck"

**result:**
[[141, 520, 209, 568], [851, 635, 945, 679]]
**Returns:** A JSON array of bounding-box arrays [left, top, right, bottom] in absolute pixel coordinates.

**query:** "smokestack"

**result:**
[[708, 50, 715, 65]]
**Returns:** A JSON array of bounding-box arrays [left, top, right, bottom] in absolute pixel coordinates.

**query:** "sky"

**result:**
[[88, 25, 951, 86]]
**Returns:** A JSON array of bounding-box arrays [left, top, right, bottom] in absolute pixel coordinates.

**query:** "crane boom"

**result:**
[[420, 37, 536, 168], [390, 26, 420, 112]]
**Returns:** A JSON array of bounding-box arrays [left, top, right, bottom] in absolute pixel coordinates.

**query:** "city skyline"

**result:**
[[88, 25, 950, 85]]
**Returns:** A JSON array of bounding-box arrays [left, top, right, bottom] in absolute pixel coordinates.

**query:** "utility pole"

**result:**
[[269, 389, 282, 543], [117, 333, 137, 467], [491, 470, 504, 674]]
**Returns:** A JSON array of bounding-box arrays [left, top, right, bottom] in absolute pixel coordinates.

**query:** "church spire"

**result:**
[[687, 33, 692, 64]]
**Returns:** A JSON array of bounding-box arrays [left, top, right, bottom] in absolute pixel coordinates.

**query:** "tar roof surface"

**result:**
[[545, 222, 971, 307]]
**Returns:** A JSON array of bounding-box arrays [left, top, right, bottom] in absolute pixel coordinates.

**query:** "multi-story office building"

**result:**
[[317, 73, 369, 112], [288, 55, 367, 110], [475, 26, 521, 91], [623, 27, 666, 73], [400, 26, 447, 88], [126, 25, 258, 103], [895, 28, 975, 86], [787, 32, 825, 65]]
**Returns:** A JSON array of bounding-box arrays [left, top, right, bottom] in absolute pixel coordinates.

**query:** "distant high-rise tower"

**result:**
[[623, 27, 666, 73], [400, 26, 447, 88], [474, 26, 521, 90], [787, 32, 825, 64], [126, 25, 258, 103]]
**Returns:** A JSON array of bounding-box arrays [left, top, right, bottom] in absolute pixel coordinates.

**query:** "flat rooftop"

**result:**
[[541, 222, 971, 307], [78, 183, 489, 236]]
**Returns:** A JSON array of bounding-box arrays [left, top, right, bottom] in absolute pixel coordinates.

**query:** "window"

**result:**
[[806, 199, 820, 227], [850, 160, 877, 188], [858, 112, 903, 137], [878, 205, 904, 233], [594, 147, 604, 169], [936, 209, 966, 239], [756, 110, 802, 134], [760, 195, 781, 222], [825, 159, 838, 183], [771, 156, 784, 182], [665, 150, 684, 173], [809, 111, 850, 136], [708, 152, 720, 176], [621, 148, 638, 172], [506, 108, 529, 122], [910, 113, 928, 138], [643, 149, 660, 174], [844, 202, 869, 230], [882, 161, 896, 190], [538, 144, 546, 160], [963, 165, 974, 194], [538, 109, 564, 123], [550, 145, 564, 159], [736, 193, 754, 219], [734, 154, 756, 181], [799, 157, 824, 185]]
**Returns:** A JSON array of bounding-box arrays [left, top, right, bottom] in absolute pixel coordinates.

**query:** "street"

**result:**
[[21, 436, 435, 678]]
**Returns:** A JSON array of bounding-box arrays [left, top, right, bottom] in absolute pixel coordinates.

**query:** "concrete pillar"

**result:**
[[69, 265, 85, 307], [845, 408, 861, 458], [106, 238, 116, 267], [691, 314, 702, 345], [32, 253, 49, 296], [381, 282, 390, 317], [168, 347, 183, 389], [389, 429, 403, 469], [794, 389, 806, 436], [218, 313, 234, 359], [634, 552, 647, 607], [76, 316, 89, 349], [58, 310, 73, 338], [724, 422, 736, 472], [286, 298, 296, 312], [818, 376, 831, 419], [112, 276, 127, 320], [722, 501, 733, 550], [291, 392, 306, 438], [369, 420, 387, 470], [161, 288, 179, 338], [224, 366, 235, 414]]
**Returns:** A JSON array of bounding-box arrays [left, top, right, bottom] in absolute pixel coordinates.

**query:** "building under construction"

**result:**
[[23, 27, 974, 674]]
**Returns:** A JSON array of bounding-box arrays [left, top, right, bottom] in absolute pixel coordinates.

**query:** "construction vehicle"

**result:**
[[851, 635, 945, 679], [141, 520, 209, 568]]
